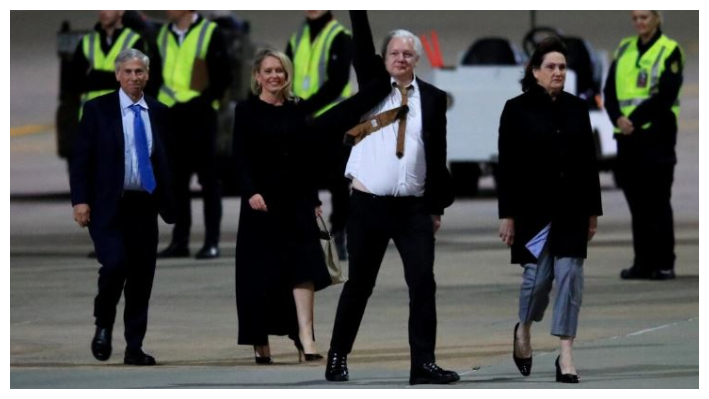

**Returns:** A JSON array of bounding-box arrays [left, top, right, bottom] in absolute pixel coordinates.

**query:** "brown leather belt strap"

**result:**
[[343, 84, 411, 160], [343, 105, 408, 146]]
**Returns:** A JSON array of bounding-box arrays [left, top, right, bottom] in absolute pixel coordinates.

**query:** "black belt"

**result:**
[[351, 188, 422, 203]]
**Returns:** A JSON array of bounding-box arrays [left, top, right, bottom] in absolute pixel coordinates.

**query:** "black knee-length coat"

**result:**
[[497, 84, 603, 265]]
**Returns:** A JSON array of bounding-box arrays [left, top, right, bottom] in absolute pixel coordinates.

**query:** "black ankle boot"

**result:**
[[325, 351, 349, 381]]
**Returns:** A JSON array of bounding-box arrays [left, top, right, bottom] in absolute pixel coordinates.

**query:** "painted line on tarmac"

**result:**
[[457, 318, 697, 376], [609, 317, 697, 340], [10, 124, 53, 137]]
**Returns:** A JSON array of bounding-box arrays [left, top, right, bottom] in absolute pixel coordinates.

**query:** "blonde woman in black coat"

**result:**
[[497, 37, 602, 383]]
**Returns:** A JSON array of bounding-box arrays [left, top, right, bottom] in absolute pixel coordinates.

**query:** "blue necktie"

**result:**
[[130, 104, 157, 193]]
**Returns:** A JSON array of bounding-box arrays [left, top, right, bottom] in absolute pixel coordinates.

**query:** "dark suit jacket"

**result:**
[[497, 85, 602, 264], [70, 90, 175, 231], [333, 11, 454, 215]]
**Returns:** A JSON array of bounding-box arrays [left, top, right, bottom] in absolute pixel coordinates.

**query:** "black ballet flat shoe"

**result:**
[[512, 322, 532, 376], [555, 355, 579, 383]]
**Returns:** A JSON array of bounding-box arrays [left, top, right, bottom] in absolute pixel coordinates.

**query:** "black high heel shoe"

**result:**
[[294, 337, 324, 363], [512, 322, 532, 376], [255, 355, 273, 365], [254, 346, 273, 365], [555, 355, 579, 383]]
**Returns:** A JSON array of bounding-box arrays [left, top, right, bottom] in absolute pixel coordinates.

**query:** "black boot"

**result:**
[[325, 350, 349, 382]]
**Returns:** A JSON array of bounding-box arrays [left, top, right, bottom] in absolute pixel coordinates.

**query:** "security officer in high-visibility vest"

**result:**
[[286, 11, 353, 261], [604, 10, 684, 280], [68, 11, 148, 165], [155, 11, 230, 260]]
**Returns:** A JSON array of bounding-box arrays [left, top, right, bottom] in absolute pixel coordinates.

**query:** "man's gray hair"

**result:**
[[115, 48, 150, 72], [380, 29, 423, 59]]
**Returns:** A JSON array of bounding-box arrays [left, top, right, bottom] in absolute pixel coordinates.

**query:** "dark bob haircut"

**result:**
[[520, 36, 568, 92]]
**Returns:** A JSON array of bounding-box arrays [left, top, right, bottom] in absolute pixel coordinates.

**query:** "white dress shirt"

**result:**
[[119, 89, 154, 191], [345, 77, 426, 197], [170, 13, 199, 44]]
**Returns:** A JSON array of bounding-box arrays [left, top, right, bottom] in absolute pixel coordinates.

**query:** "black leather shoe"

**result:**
[[512, 322, 532, 376], [325, 351, 349, 381], [650, 269, 676, 280], [409, 362, 460, 385], [157, 243, 190, 258], [620, 266, 651, 280], [555, 355, 579, 383], [91, 327, 112, 361], [124, 348, 157, 366], [195, 245, 220, 259]]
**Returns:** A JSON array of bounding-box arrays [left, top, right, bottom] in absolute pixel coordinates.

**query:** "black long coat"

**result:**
[[497, 85, 603, 265], [232, 96, 331, 345]]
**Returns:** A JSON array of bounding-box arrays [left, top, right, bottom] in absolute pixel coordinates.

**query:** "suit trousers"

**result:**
[[519, 243, 584, 338], [617, 162, 676, 272], [329, 189, 437, 365], [90, 191, 158, 350], [168, 101, 222, 247]]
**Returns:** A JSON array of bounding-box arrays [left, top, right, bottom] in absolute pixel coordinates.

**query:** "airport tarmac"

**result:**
[[10, 10, 699, 389]]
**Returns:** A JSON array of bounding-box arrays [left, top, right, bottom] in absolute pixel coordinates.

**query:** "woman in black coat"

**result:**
[[233, 48, 391, 365], [233, 49, 332, 364], [497, 37, 602, 383]]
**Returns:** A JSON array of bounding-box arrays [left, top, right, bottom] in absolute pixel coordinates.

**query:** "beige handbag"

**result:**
[[317, 214, 346, 285]]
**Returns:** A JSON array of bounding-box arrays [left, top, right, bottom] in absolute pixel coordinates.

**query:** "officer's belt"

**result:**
[[343, 105, 409, 147]]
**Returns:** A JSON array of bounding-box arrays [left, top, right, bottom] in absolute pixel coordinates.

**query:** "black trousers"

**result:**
[[618, 162, 676, 272], [320, 140, 351, 234], [90, 191, 158, 351], [328, 174, 351, 234], [329, 190, 437, 366], [168, 101, 222, 247]]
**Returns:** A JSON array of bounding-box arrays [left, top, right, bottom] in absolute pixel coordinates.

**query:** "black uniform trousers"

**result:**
[[168, 101, 222, 247], [618, 161, 676, 273], [330, 189, 437, 366], [90, 191, 158, 351]]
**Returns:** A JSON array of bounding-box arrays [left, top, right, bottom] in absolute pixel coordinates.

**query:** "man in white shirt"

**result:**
[[325, 11, 456, 385]]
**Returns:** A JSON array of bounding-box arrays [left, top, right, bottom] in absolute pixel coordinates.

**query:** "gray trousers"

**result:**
[[518, 243, 584, 337]]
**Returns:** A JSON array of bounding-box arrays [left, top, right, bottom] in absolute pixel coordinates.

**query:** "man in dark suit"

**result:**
[[325, 11, 457, 385], [71, 48, 174, 366]]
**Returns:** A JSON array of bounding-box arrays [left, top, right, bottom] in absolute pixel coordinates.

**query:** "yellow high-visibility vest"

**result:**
[[157, 19, 218, 110], [79, 28, 140, 118], [613, 34, 683, 133], [290, 20, 352, 117]]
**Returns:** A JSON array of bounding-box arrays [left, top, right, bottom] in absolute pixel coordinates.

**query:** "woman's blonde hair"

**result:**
[[651, 11, 663, 28], [250, 49, 295, 100]]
